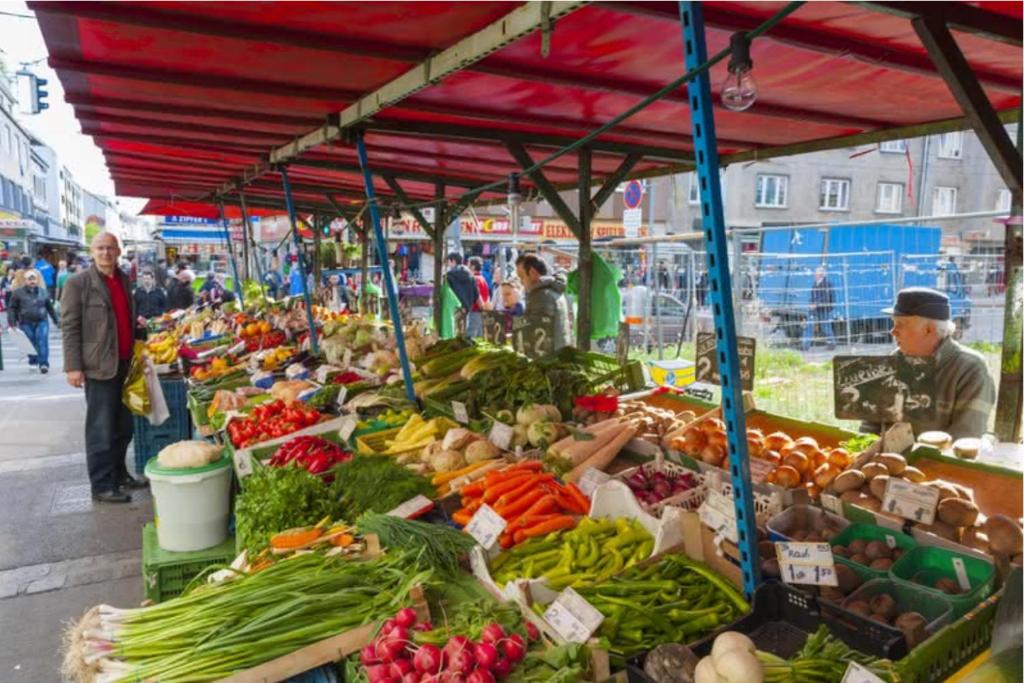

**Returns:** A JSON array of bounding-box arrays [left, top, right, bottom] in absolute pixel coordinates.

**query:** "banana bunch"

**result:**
[[145, 333, 179, 364], [260, 345, 296, 370], [378, 414, 458, 456]]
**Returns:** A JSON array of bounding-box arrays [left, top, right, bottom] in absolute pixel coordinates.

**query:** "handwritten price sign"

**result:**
[[465, 504, 507, 550], [776, 542, 838, 587], [543, 587, 604, 643], [882, 478, 939, 525]]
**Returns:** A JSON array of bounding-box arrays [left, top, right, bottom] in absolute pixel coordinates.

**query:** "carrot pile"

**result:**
[[451, 461, 591, 548]]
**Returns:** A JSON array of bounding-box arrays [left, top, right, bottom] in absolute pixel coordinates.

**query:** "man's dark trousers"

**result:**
[[84, 359, 134, 494]]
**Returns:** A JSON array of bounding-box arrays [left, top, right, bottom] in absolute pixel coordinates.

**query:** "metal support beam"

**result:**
[[354, 132, 417, 403], [591, 153, 643, 212], [576, 147, 593, 349], [279, 167, 321, 355], [433, 183, 448, 335], [217, 203, 245, 306], [912, 15, 1023, 194], [860, 2, 1022, 46], [300, 156, 481, 189], [680, 0, 760, 598], [382, 175, 435, 238], [506, 142, 582, 235], [239, 191, 267, 300], [995, 111, 1023, 442]]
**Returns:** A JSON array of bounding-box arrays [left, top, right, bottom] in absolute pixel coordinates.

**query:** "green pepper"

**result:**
[[595, 549, 625, 582], [605, 528, 649, 550], [587, 580, 678, 596]]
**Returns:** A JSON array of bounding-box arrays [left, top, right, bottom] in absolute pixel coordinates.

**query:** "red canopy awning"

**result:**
[[31, 1, 1022, 213], [139, 199, 286, 219]]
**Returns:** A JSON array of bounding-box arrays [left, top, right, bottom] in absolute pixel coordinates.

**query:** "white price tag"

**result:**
[[228, 341, 247, 356], [882, 478, 940, 524], [820, 493, 842, 515], [342, 347, 353, 367], [489, 422, 514, 451], [315, 365, 340, 384], [234, 450, 254, 478], [579, 468, 611, 497], [465, 504, 507, 550], [775, 542, 838, 586], [841, 662, 886, 683], [952, 557, 971, 592], [387, 494, 434, 519], [335, 385, 348, 410], [698, 490, 739, 544], [542, 587, 605, 643], [338, 415, 358, 441], [748, 458, 776, 484], [452, 401, 470, 424]]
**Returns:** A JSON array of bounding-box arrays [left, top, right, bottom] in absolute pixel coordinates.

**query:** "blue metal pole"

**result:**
[[354, 132, 417, 404], [679, 0, 761, 597], [218, 202, 245, 307], [280, 167, 321, 356]]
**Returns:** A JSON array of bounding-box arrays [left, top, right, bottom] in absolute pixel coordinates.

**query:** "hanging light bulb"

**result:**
[[507, 173, 522, 237], [721, 32, 757, 112]]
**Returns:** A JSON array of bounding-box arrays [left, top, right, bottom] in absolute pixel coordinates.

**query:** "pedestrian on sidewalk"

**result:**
[[802, 266, 836, 351], [7, 269, 59, 372], [134, 269, 168, 319], [61, 232, 148, 504]]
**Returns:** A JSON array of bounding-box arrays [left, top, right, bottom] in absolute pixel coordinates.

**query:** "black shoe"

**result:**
[[117, 475, 149, 490], [40, 365, 49, 374], [92, 490, 132, 504]]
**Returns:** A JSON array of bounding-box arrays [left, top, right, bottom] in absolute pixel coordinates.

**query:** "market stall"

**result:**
[[32, 1, 1022, 682]]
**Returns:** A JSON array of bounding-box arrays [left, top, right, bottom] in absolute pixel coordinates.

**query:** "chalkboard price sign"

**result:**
[[695, 332, 756, 390], [481, 311, 507, 346], [833, 355, 936, 423], [512, 315, 554, 358]]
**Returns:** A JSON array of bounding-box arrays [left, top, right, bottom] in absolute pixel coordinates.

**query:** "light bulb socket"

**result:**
[[727, 32, 753, 75], [391, 205, 402, 220], [507, 173, 522, 205]]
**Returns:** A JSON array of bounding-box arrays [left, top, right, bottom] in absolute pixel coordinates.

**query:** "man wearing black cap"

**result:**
[[862, 287, 995, 439]]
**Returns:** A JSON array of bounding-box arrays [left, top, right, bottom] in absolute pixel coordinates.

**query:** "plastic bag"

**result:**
[[145, 358, 170, 426], [567, 252, 623, 341], [122, 342, 150, 417]]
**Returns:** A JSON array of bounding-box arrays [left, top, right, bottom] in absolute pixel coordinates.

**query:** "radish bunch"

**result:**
[[360, 608, 537, 683]]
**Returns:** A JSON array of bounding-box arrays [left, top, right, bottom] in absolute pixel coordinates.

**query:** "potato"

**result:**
[[833, 470, 866, 494], [840, 490, 863, 503], [845, 599, 871, 616], [864, 540, 892, 561], [856, 495, 882, 512], [935, 577, 961, 595], [832, 545, 850, 558], [849, 553, 869, 566], [894, 612, 928, 648], [819, 586, 845, 602], [951, 483, 976, 502], [870, 593, 898, 620], [869, 474, 890, 501], [828, 447, 852, 469], [758, 540, 776, 558], [917, 520, 958, 541], [814, 463, 840, 489], [873, 453, 907, 475], [869, 612, 891, 624], [861, 462, 890, 480], [928, 481, 962, 503], [848, 538, 867, 554], [960, 527, 991, 554], [937, 498, 980, 528], [901, 466, 926, 483], [835, 564, 862, 594], [892, 547, 905, 561], [870, 558, 893, 570], [983, 515, 1024, 555], [820, 527, 838, 542]]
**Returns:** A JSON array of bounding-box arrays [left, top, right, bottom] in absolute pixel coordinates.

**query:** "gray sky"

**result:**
[[0, 1, 145, 213]]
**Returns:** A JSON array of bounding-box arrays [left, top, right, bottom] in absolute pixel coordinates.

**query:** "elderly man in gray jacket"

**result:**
[[61, 232, 148, 504], [862, 288, 995, 440]]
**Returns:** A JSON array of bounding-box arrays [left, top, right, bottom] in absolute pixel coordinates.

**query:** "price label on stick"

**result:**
[[543, 587, 605, 643], [882, 478, 940, 525], [841, 662, 886, 683], [578, 467, 611, 497], [342, 347, 352, 368], [489, 422, 514, 451], [775, 542, 838, 587], [335, 385, 349, 410], [698, 490, 738, 544], [465, 504, 507, 550], [451, 401, 470, 424], [338, 414, 358, 441], [387, 494, 434, 519]]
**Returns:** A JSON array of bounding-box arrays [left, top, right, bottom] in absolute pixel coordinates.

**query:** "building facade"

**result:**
[[0, 73, 40, 255], [60, 165, 84, 242]]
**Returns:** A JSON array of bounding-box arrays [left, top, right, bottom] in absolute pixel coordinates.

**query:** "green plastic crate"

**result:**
[[830, 523, 917, 580], [142, 523, 237, 603], [890, 546, 995, 619], [897, 590, 1000, 682]]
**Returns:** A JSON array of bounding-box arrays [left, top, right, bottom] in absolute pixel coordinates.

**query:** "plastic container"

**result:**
[[614, 457, 707, 516], [133, 377, 192, 475], [890, 546, 995, 618], [822, 578, 953, 658], [145, 453, 233, 552], [897, 590, 1000, 682], [766, 504, 850, 542], [829, 523, 916, 580], [142, 523, 236, 602]]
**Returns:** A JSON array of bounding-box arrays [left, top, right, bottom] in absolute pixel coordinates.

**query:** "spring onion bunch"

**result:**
[[63, 552, 432, 683]]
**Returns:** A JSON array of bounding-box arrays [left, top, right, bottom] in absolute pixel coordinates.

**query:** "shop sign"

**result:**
[[695, 332, 756, 390]]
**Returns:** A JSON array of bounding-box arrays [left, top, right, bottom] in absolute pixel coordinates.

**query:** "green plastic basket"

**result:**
[[829, 523, 917, 580], [896, 590, 1000, 683], [890, 546, 995, 619], [142, 523, 236, 603]]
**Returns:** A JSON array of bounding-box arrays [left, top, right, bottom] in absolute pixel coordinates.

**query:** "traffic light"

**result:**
[[33, 76, 49, 112]]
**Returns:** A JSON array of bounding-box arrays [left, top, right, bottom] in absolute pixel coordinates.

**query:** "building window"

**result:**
[[936, 132, 963, 159], [876, 182, 904, 214], [755, 174, 788, 208], [687, 173, 700, 205], [996, 189, 1012, 213], [932, 186, 958, 216], [879, 139, 906, 153], [819, 178, 851, 211]]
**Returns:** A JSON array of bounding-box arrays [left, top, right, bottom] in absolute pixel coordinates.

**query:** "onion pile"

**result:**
[[623, 467, 699, 506]]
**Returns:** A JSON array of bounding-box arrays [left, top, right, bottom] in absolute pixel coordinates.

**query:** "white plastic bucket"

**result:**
[[145, 454, 233, 552]]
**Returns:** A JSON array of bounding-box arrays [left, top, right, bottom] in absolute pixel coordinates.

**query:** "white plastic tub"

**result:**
[[145, 454, 233, 552]]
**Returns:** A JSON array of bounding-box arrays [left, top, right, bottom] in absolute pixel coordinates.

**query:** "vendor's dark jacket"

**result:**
[[135, 286, 167, 319], [861, 338, 995, 440], [524, 275, 571, 351], [7, 285, 58, 326], [166, 280, 195, 311], [61, 265, 140, 380], [446, 265, 478, 311]]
